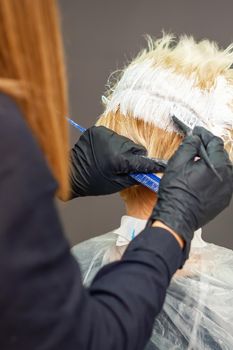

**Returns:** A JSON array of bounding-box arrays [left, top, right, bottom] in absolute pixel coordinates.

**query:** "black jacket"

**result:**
[[0, 93, 186, 350]]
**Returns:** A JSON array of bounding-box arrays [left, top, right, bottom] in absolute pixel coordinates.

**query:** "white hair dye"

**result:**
[[103, 60, 233, 143]]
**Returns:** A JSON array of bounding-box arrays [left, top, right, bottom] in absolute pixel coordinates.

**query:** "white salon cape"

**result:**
[[72, 216, 233, 349]]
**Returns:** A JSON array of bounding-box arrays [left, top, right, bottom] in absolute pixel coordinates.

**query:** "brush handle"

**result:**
[[172, 115, 222, 181]]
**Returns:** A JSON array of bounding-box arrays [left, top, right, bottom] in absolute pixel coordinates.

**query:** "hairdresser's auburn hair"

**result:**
[[0, 0, 69, 200], [97, 34, 233, 203]]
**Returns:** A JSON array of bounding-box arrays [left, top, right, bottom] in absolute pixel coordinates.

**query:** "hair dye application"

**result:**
[[101, 35, 233, 149], [97, 35, 233, 202], [73, 34, 233, 349]]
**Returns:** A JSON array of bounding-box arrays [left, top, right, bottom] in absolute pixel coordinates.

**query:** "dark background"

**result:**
[[58, 0, 233, 248]]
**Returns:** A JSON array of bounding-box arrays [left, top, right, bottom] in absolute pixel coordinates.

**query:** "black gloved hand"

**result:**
[[70, 126, 166, 197], [150, 126, 233, 246]]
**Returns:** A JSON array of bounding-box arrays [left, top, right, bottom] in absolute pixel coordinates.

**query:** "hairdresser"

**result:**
[[0, 2, 232, 350]]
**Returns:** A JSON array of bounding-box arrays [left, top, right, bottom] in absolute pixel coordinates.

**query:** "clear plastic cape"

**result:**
[[72, 216, 233, 349]]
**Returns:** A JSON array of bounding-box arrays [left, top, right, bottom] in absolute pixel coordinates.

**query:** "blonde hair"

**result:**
[[134, 34, 233, 89], [97, 34, 233, 203], [0, 0, 69, 200], [106, 34, 233, 94], [97, 111, 182, 203]]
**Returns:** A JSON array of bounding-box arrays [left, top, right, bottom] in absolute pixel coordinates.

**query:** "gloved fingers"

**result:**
[[117, 154, 167, 174], [206, 138, 232, 170], [114, 132, 151, 156], [90, 125, 143, 153], [193, 126, 218, 147], [150, 158, 168, 167], [193, 126, 231, 168], [107, 133, 167, 173], [93, 125, 148, 158], [190, 127, 233, 184], [124, 142, 148, 156], [146, 157, 167, 171], [113, 174, 138, 188], [96, 125, 148, 156], [167, 134, 202, 168]]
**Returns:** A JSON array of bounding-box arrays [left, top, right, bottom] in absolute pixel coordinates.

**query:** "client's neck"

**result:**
[[125, 187, 157, 220]]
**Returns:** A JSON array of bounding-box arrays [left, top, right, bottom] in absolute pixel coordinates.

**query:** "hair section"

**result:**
[[103, 34, 233, 154], [97, 111, 182, 203]]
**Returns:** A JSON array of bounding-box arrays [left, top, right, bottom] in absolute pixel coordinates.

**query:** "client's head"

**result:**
[[97, 34, 233, 219]]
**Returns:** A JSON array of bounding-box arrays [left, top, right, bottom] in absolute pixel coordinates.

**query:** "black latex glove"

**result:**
[[70, 126, 166, 197], [150, 126, 233, 246]]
